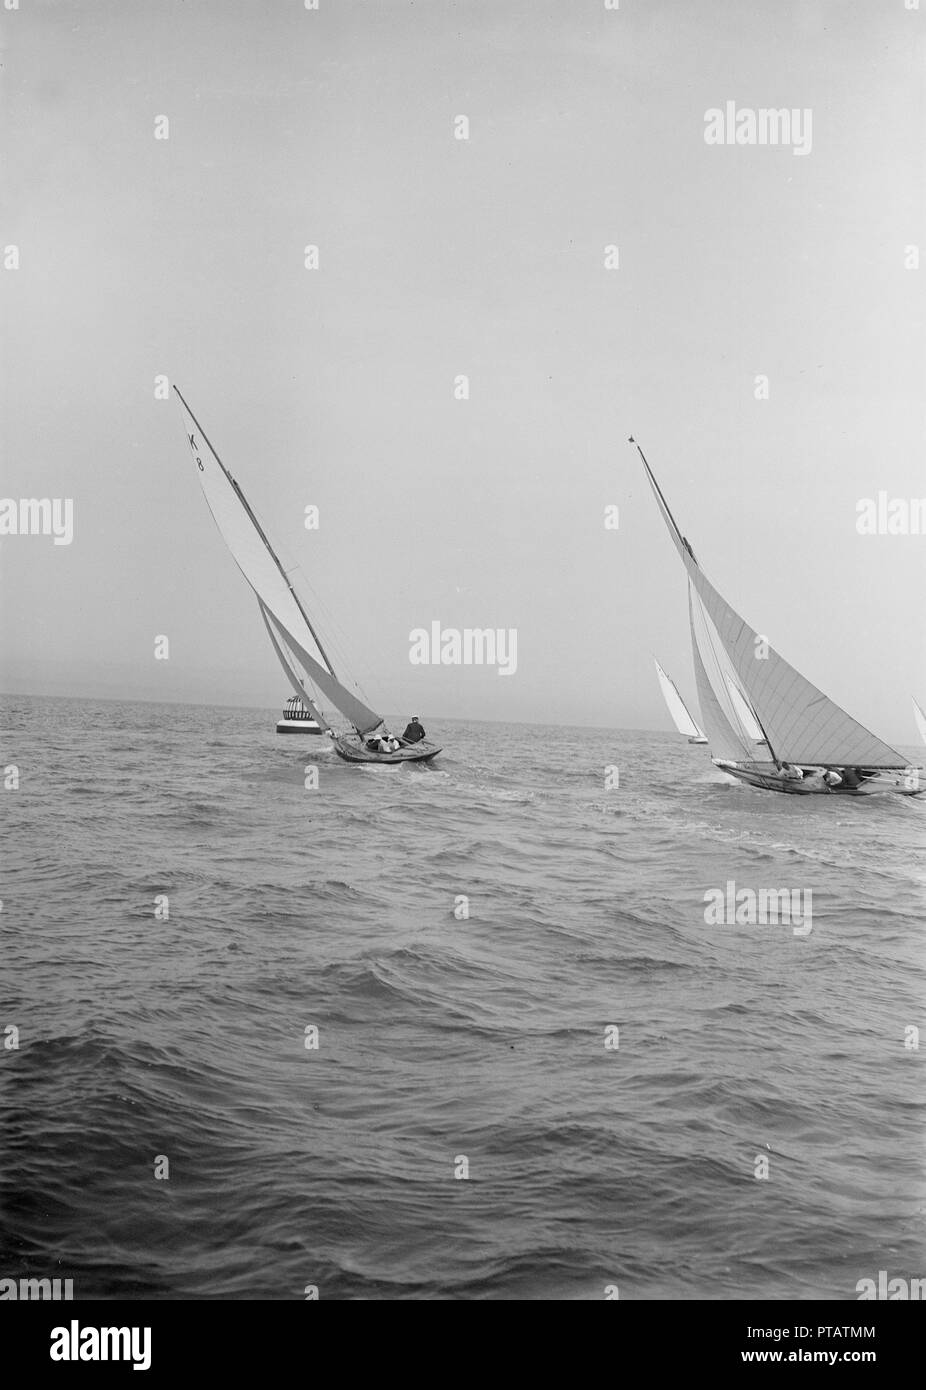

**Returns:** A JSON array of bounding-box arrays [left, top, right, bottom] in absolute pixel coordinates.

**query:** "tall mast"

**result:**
[[629, 436, 692, 556], [173, 385, 338, 679], [632, 435, 780, 765]]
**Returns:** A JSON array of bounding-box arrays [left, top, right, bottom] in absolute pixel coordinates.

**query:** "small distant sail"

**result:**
[[654, 658, 706, 741], [913, 698, 926, 746], [725, 676, 766, 744], [639, 448, 908, 769], [176, 386, 383, 736]]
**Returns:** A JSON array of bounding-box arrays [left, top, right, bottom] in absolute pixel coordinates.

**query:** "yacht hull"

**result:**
[[333, 736, 441, 765], [714, 760, 924, 796]]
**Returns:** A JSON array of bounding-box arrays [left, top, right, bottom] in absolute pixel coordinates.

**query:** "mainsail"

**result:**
[[175, 387, 383, 736], [638, 442, 907, 768], [654, 658, 705, 740], [913, 698, 926, 746]]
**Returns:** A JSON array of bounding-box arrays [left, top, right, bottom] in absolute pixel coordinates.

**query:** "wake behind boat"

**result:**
[[634, 438, 923, 797], [174, 387, 441, 766]]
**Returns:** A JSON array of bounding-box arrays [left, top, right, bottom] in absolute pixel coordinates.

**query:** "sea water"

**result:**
[[1, 695, 923, 1299]]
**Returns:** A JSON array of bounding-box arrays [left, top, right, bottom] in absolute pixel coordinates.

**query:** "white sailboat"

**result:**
[[175, 387, 441, 765], [913, 698, 926, 747], [654, 658, 708, 743], [633, 437, 923, 796]]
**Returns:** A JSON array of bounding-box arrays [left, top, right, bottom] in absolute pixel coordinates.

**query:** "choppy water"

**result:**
[[2, 694, 924, 1300]]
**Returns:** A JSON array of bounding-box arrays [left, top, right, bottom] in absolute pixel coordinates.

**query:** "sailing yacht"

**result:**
[[174, 387, 441, 765], [654, 659, 708, 743], [634, 438, 922, 797]]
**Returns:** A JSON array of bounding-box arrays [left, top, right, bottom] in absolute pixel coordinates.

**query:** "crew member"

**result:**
[[802, 766, 841, 791], [402, 716, 426, 744]]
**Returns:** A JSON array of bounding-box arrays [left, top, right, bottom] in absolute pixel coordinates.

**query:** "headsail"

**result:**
[[913, 698, 926, 746], [725, 676, 766, 743], [654, 658, 705, 740], [259, 600, 330, 732], [688, 587, 757, 761], [264, 607, 382, 735], [176, 386, 383, 735], [637, 443, 908, 768]]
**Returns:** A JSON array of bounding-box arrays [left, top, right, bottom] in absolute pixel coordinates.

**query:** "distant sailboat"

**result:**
[[913, 698, 926, 746], [654, 658, 708, 743], [632, 437, 923, 796], [174, 387, 441, 765]]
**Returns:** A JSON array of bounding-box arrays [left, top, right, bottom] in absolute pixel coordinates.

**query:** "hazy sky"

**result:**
[[2, 0, 924, 739]]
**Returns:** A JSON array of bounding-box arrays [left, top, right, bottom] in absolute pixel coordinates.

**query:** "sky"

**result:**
[[1, 0, 924, 740]]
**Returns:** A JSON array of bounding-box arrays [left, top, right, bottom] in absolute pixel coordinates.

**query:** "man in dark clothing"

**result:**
[[402, 716, 426, 744]]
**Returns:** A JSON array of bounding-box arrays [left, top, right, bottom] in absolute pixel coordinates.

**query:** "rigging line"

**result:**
[[287, 565, 388, 714], [285, 563, 368, 687], [281, 536, 404, 719], [173, 385, 339, 681], [276, 570, 374, 719]]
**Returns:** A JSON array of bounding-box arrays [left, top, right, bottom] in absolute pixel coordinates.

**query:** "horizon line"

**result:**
[[0, 685, 676, 738]]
